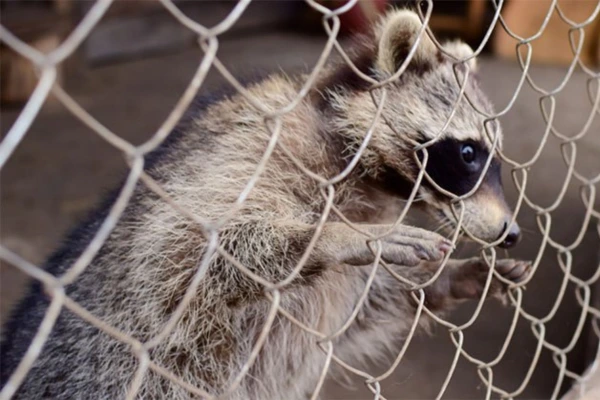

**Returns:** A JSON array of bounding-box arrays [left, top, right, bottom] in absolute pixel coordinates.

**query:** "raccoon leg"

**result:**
[[317, 223, 453, 268], [422, 258, 532, 310]]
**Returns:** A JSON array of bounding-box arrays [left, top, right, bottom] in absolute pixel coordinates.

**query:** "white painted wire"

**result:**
[[0, 1, 598, 399]]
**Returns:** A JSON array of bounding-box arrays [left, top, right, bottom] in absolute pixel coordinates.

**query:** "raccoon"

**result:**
[[1, 9, 531, 400]]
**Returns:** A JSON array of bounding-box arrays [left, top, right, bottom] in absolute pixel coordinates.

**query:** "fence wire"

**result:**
[[0, 0, 599, 399]]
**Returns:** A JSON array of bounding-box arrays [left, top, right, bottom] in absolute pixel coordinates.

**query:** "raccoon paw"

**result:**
[[493, 259, 532, 284], [448, 258, 532, 300], [328, 224, 453, 267]]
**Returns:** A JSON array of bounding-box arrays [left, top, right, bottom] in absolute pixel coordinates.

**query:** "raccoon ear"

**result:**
[[443, 41, 478, 71], [376, 9, 438, 74]]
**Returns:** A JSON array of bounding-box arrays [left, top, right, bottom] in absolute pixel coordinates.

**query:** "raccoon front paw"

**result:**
[[493, 259, 532, 284], [324, 224, 453, 267], [449, 258, 532, 300]]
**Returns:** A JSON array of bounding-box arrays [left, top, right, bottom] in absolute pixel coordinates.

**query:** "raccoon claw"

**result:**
[[412, 238, 452, 263], [438, 240, 453, 255]]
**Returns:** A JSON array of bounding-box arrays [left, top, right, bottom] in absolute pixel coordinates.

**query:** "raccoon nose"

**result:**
[[498, 221, 521, 249]]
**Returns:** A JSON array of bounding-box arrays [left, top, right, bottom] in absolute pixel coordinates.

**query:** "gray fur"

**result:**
[[1, 10, 530, 400]]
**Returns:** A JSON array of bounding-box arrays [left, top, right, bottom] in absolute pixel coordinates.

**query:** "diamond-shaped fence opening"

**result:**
[[0, 0, 599, 399]]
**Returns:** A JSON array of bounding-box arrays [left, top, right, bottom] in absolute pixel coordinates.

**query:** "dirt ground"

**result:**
[[1, 28, 599, 399]]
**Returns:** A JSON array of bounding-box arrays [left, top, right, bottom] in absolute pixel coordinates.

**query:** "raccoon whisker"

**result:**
[[433, 221, 450, 233], [519, 226, 536, 235], [434, 218, 455, 234], [398, 196, 425, 204]]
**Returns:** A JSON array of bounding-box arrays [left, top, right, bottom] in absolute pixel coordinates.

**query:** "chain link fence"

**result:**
[[0, 0, 599, 399]]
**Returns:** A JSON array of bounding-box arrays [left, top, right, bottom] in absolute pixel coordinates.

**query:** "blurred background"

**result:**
[[1, 0, 599, 399]]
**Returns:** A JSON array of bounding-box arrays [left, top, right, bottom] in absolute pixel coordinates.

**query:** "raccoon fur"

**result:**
[[1, 9, 530, 400]]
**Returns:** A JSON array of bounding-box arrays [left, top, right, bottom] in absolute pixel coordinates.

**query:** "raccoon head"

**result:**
[[332, 9, 520, 248]]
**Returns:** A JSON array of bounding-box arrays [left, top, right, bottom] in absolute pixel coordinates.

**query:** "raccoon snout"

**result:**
[[497, 221, 521, 249]]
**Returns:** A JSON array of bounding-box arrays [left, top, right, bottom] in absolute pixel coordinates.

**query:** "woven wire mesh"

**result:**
[[0, 0, 599, 399]]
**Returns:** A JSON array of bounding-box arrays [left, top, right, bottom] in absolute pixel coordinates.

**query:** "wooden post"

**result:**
[[1, 35, 63, 106], [493, 0, 600, 67]]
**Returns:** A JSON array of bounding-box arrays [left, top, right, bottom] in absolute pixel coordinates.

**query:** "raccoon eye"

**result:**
[[461, 144, 476, 164]]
